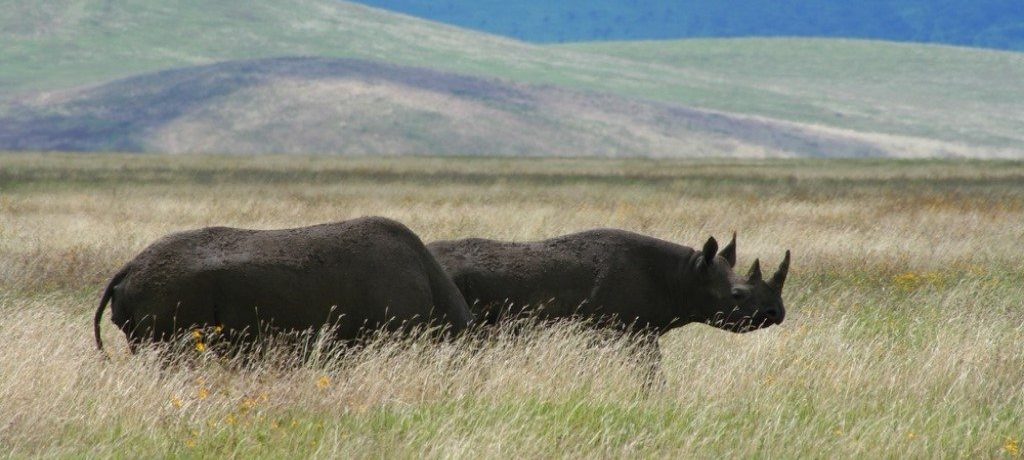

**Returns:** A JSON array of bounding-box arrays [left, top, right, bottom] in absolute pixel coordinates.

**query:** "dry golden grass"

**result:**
[[0, 154, 1022, 457]]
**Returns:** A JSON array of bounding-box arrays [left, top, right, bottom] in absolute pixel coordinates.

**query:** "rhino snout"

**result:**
[[761, 307, 784, 325]]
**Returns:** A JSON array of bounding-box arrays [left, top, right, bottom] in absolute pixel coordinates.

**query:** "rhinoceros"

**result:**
[[95, 217, 473, 352], [428, 230, 790, 377]]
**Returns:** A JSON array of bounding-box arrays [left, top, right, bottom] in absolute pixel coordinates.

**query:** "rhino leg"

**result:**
[[637, 332, 667, 392]]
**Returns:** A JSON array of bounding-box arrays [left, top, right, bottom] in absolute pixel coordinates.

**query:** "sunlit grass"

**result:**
[[0, 154, 1021, 457]]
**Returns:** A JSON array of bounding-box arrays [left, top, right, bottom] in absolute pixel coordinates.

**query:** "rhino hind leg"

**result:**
[[122, 280, 219, 351]]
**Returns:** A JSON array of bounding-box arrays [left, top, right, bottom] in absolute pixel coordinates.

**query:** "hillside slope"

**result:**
[[5, 57, 956, 157], [0, 0, 541, 97], [559, 39, 1024, 152], [354, 0, 1024, 50], [1, 1, 1022, 156]]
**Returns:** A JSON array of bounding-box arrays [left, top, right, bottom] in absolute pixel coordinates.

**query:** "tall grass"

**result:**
[[0, 154, 1022, 457]]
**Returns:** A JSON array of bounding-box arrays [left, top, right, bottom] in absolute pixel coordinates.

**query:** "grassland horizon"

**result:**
[[0, 154, 1022, 457]]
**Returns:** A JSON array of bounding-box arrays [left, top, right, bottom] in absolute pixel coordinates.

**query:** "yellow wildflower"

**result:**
[[924, 271, 946, 287], [185, 438, 197, 448], [316, 376, 330, 390], [893, 272, 922, 291], [1006, 438, 1020, 457], [192, 330, 203, 340], [197, 387, 210, 400], [241, 398, 255, 410], [214, 325, 224, 334], [170, 396, 183, 409], [225, 414, 237, 425], [195, 342, 206, 353]]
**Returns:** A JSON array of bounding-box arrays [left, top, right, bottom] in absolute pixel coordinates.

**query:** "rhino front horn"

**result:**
[[769, 250, 790, 292]]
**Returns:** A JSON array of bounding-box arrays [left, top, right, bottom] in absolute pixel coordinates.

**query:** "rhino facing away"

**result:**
[[427, 230, 789, 335], [95, 217, 474, 352]]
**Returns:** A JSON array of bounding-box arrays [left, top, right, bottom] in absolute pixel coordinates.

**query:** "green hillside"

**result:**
[[354, 0, 1024, 50], [559, 39, 1024, 151], [0, 0, 538, 96], [2, 57, 910, 157], [1, 0, 1022, 156], [0, 0, 680, 101]]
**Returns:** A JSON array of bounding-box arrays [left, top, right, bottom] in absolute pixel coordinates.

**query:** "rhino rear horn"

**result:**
[[718, 232, 736, 267], [769, 250, 791, 292], [747, 258, 763, 283]]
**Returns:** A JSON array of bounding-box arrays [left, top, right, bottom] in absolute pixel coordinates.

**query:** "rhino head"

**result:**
[[685, 234, 789, 333], [728, 249, 790, 331]]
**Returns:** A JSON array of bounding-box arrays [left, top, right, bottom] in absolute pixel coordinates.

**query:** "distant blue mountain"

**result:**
[[353, 0, 1024, 51]]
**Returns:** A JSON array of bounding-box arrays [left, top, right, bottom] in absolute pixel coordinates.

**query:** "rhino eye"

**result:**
[[731, 288, 748, 301]]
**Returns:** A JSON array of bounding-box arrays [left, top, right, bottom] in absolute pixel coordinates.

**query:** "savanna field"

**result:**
[[0, 153, 1022, 457]]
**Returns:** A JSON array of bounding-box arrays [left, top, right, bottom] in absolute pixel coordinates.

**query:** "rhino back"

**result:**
[[114, 217, 452, 341], [429, 229, 689, 326]]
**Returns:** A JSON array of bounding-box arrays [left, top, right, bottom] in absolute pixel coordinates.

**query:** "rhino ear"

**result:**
[[769, 250, 791, 292], [718, 232, 736, 267], [747, 258, 763, 283], [698, 236, 718, 270]]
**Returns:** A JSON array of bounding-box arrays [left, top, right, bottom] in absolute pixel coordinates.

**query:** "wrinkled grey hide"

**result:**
[[95, 217, 473, 352], [428, 229, 789, 385], [428, 230, 789, 334]]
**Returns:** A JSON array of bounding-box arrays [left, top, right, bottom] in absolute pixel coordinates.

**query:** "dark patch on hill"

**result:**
[[0, 57, 925, 157]]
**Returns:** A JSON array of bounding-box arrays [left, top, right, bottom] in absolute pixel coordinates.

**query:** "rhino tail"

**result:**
[[95, 266, 129, 352]]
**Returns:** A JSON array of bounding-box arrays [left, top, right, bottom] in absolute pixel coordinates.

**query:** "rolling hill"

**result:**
[[1, 0, 1022, 157], [0, 57, 919, 157], [558, 39, 1024, 152], [353, 0, 1024, 50]]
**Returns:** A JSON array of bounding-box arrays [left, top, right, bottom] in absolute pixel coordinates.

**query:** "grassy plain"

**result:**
[[0, 154, 1022, 457]]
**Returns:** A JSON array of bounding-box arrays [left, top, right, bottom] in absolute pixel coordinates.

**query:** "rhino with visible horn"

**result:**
[[427, 230, 790, 380], [428, 230, 789, 333], [724, 249, 790, 330]]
